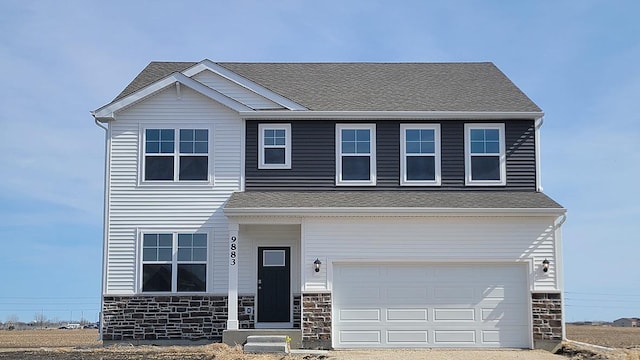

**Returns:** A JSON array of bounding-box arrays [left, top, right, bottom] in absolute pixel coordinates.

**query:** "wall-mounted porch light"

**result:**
[[314, 258, 322, 273], [542, 259, 550, 273]]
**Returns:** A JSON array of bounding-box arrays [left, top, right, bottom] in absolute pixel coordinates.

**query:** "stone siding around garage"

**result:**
[[102, 295, 255, 342], [302, 292, 332, 349], [532, 292, 563, 341]]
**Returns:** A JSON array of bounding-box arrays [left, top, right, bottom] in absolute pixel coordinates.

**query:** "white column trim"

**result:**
[[227, 222, 239, 330]]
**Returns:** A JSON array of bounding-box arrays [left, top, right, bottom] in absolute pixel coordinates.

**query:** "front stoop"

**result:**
[[243, 335, 290, 354]]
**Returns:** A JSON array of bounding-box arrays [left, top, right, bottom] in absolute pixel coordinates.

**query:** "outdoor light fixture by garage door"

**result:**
[[542, 259, 550, 272], [314, 258, 322, 272]]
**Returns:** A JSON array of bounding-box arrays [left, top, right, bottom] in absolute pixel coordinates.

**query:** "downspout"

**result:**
[[554, 213, 567, 340], [92, 114, 110, 341], [535, 117, 544, 192]]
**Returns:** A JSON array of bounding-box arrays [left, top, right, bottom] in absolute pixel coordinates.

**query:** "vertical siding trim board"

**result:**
[[245, 120, 536, 190]]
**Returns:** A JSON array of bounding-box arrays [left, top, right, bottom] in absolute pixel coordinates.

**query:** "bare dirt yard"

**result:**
[[0, 327, 638, 359]]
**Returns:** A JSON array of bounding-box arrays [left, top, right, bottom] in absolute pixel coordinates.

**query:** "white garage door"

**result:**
[[333, 263, 530, 348]]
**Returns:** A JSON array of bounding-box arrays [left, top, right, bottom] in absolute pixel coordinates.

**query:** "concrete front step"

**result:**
[[244, 335, 290, 354]]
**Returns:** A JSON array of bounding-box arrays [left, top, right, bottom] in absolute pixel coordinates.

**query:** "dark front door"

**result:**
[[257, 247, 291, 324]]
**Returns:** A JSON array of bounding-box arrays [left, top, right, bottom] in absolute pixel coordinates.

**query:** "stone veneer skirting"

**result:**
[[532, 293, 563, 341], [102, 294, 301, 342], [302, 292, 332, 349]]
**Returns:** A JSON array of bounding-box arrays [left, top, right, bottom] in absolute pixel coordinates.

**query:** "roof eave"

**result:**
[[224, 207, 566, 217], [239, 110, 544, 120]]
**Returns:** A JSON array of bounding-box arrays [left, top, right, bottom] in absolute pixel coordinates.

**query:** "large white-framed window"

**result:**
[[400, 124, 441, 186], [142, 127, 210, 182], [464, 123, 506, 186], [258, 123, 291, 169], [336, 124, 376, 186], [140, 232, 208, 293]]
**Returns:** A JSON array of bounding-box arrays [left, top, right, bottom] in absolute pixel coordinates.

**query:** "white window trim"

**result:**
[[258, 123, 291, 169], [464, 123, 506, 186], [400, 124, 441, 186], [335, 123, 376, 186], [137, 230, 210, 294], [139, 124, 213, 185]]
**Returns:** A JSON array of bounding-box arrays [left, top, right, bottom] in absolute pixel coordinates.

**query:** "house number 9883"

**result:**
[[230, 236, 237, 265]]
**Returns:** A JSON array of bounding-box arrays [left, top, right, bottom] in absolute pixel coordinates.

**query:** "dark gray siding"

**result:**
[[245, 120, 536, 191]]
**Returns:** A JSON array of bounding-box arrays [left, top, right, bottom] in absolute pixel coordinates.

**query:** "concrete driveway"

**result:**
[[321, 349, 565, 359]]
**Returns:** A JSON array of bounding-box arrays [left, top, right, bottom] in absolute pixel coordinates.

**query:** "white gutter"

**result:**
[[224, 207, 566, 217], [240, 110, 544, 120], [92, 115, 110, 341]]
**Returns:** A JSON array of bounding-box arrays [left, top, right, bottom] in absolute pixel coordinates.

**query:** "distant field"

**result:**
[[0, 329, 100, 348], [566, 324, 640, 348]]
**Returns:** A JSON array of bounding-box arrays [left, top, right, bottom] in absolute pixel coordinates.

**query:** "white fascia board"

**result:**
[[239, 110, 545, 120], [183, 60, 307, 111], [92, 72, 251, 119], [224, 207, 567, 217]]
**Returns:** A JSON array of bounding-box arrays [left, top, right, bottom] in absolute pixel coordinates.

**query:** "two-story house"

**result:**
[[92, 60, 566, 350]]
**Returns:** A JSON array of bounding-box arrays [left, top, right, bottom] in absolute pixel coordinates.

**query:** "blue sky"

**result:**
[[0, 0, 638, 323]]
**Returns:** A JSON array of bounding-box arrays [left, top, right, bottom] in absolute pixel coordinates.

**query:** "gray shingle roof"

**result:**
[[224, 191, 564, 212], [111, 61, 541, 113]]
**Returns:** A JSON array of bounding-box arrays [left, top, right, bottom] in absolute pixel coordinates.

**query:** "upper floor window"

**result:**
[[141, 232, 208, 293], [144, 128, 209, 181], [336, 124, 376, 186], [400, 124, 441, 186], [464, 123, 506, 186], [258, 124, 291, 169]]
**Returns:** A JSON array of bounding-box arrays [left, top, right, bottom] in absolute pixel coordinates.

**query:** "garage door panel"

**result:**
[[333, 263, 529, 348], [387, 308, 428, 321]]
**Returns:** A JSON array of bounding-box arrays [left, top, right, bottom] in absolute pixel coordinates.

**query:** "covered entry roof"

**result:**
[[224, 191, 565, 216]]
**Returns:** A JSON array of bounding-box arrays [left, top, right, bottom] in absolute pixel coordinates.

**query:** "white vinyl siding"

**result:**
[[302, 216, 558, 292], [104, 85, 242, 294], [192, 70, 282, 110]]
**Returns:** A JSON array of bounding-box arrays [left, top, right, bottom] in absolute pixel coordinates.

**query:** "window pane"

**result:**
[[421, 129, 434, 142], [265, 148, 285, 164], [161, 129, 174, 141], [160, 141, 174, 153], [194, 142, 208, 154], [177, 264, 206, 292], [158, 248, 172, 261], [263, 250, 286, 266], [143, 234, 157, 247], [159, 234, 172, 246], [485, 141, 500, 154], [356, 141, 370, 153], [470, 129, 484, 141], [407, 156, 435, 181], [342, 156, 370, 180], [192, 248, 207, 261], [180, 129, 193, 141], [342, 141, 356, 154], [406, 129, 420, 142], [146, 129, 160, 141], [356, 129, 370, 142], [471, 156, 501, 180], [195, 129, 208, 141], [180, 141, 194, 154], [193, 234, 207, 247], [146, 142, 160, 153], [178, 234, 192, 247], [485, 129, 499, 141], [142, 264, 171, 292], [145, 156, 174, 180], [421, 141, 435, 153], [179, 156, 208, 180], [142, 248, 157, 261], [342, 129, 356, 141], [406, 141, 420, 154], [177, 248, 191, 261]]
